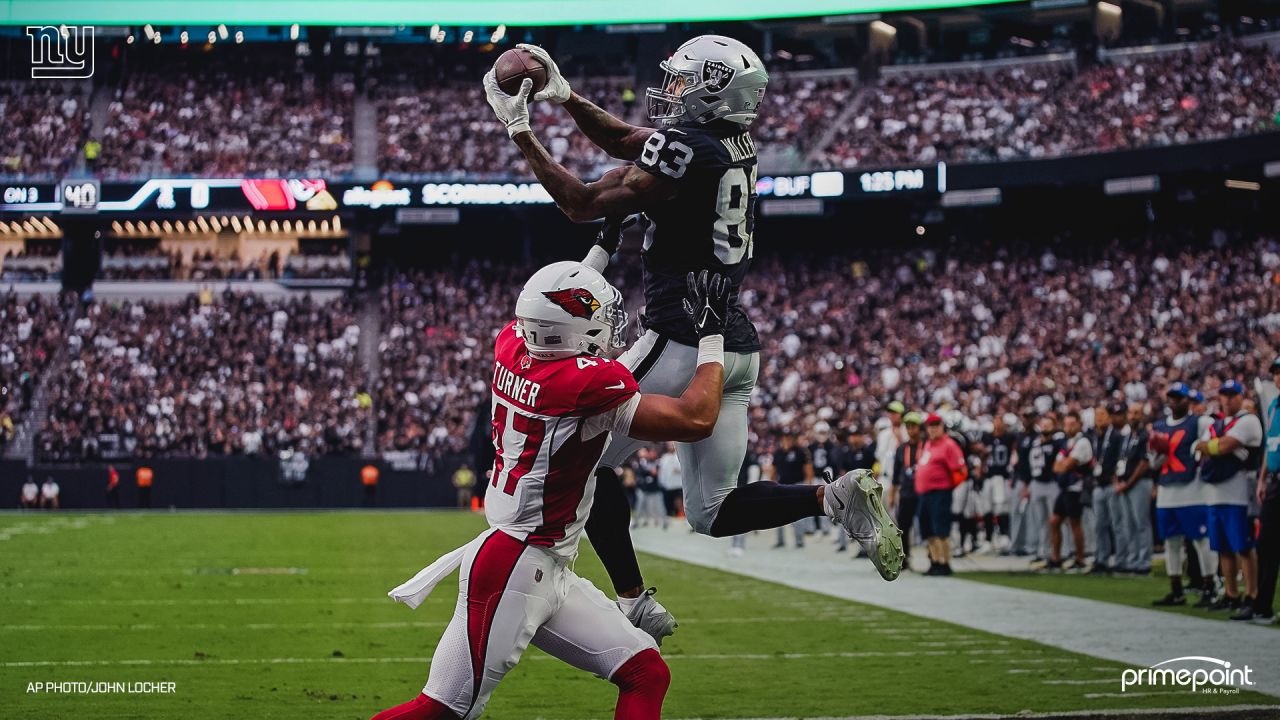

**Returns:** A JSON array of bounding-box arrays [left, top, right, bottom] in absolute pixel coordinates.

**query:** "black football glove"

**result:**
[[682, 270, 731, 338], [595, 214, 639, 255]]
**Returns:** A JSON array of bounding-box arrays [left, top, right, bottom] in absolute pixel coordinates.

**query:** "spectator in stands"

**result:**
[[1198, 380, 1263, 611], [1048, 411, 1093, 572], [917, 413, 966, 575]]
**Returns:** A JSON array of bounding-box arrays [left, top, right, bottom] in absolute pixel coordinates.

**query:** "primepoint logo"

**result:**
[[1122, 656, 1255, 694]]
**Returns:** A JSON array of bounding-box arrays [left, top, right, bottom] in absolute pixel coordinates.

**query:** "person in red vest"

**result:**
[[916, 413, 968, 576], [106, 464, 120, 509]]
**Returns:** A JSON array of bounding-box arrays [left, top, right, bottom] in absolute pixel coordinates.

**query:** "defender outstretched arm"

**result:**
[[627, 355, 724, 442]]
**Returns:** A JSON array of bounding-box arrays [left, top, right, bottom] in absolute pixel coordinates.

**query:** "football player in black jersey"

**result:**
[[482, 35, 904, 642]]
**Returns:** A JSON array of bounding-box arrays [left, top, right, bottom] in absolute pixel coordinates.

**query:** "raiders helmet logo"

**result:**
[[702, 59, 736, 92], [543, 288, 601, 319]]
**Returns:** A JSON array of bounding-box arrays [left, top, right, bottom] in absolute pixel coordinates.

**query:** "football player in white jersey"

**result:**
[[370, 266, 728, 720]]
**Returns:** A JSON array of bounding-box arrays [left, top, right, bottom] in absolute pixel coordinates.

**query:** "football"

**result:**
[[494, 48, 548, 96]]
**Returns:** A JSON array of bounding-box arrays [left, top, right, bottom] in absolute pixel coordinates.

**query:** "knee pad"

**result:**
[[612, 649, 670, 695]]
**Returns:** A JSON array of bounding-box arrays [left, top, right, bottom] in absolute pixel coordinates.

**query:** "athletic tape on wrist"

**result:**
[[697, 335, 724, 367], [583, 245, 611, 273]]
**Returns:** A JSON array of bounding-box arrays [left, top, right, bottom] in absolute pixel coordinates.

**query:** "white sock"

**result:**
[[1165, 536, 1184, 579], [1192, 537, 1217, 584]]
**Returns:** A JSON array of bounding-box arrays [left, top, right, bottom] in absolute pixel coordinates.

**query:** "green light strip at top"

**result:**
[[3, 0, 1020, 26]]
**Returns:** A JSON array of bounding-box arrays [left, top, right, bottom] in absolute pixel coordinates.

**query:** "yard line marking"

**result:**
[[0, 647, 1056, 669], [651, 708, 1280, 720]]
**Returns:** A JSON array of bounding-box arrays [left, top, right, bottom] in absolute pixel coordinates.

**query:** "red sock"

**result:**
[[611, 649, 670, 720], [370, 693, 459, 720]]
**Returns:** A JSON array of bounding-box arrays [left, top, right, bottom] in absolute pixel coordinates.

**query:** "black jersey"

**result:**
[[633, 120, 760, 352], [983, 432, 1015, 478], [1027, 433, 1065, 483]]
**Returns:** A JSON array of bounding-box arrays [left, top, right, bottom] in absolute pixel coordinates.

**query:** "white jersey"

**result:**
[[484, 321, 641, 559]]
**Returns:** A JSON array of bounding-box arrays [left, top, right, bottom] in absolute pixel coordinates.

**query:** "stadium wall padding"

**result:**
[[0, 456, 466, 510]]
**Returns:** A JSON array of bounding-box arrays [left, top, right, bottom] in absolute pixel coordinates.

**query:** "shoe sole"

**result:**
[[854, 471, 905, 581]]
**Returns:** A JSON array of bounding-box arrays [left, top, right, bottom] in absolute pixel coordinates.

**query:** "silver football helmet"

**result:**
[[647, 35, 768, 127]]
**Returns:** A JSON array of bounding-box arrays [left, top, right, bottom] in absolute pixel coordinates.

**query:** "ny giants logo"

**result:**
[[543, 289, 600, 319], [27, 26, 94, 79]]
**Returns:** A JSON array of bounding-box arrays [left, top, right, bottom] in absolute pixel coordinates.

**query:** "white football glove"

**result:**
[[516, 43, 571, 104], [482, 71, 532, 138]]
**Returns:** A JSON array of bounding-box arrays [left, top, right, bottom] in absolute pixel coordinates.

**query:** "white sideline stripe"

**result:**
[[0, 648, 1051, 669], [631, 528, 1280, 697], [1, 617, 989, 633]]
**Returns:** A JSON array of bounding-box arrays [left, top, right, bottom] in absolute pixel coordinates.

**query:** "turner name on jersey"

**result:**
[[634, 120, 761, 352], [485, 321, 641, 557]]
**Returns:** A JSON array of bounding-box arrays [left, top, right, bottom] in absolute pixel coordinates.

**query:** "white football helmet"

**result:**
[[647, 34, 769, 126], [515, 261, 628, 361]]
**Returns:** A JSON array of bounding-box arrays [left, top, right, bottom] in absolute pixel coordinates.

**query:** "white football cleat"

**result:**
[[822, 469, 905, 581], [617, 587, 678, 645]]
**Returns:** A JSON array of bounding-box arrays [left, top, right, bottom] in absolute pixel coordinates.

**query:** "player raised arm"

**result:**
[[625, 271, 729, 442], [516, 44, 655, 160], [483, 73, 675, 222]]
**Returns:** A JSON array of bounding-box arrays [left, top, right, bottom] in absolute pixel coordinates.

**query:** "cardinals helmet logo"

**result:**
[[543, 288, 601, 319]]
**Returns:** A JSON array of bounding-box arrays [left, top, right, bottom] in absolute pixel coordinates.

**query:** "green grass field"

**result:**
[[1, 511, 1274, 719], [961, 567, 1280, 628]]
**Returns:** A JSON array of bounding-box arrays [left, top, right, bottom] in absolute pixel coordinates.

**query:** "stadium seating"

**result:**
[[24, 227, 1278, 462], [4, 38, 1268, 180], [37, 294, 370, 460], [98, 60, 354, 178]]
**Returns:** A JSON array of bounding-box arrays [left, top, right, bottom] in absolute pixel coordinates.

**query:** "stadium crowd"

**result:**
[[2, 40, 1275, 180], [0, 82, 88, 178], [98, 61, 354, 178], [37, 293, 371, 460], [377, 77, 636, 180], [0, 292, 67, 451], [816, 41, 1280, 167]]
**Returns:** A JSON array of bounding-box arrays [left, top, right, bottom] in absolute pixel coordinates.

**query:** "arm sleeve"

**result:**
[[1071, 439, 1094, 465], [581, 393, 642, 441]]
